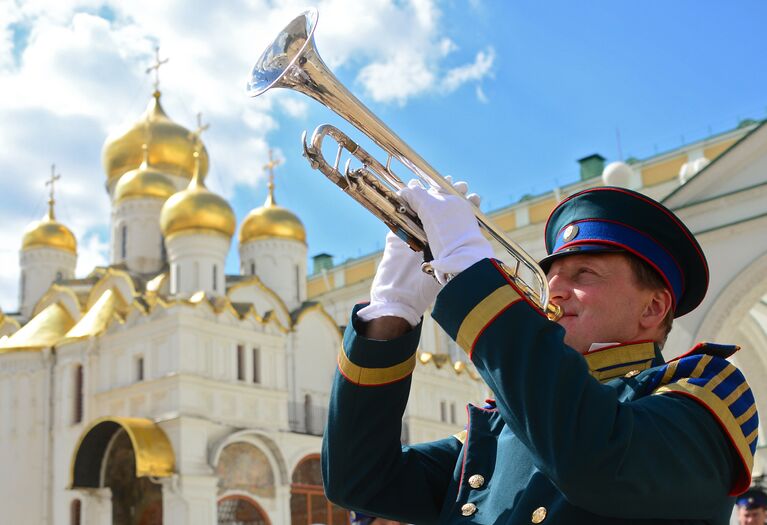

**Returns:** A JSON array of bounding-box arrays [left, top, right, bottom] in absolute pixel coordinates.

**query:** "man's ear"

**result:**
[[640, 288, 673, 331]]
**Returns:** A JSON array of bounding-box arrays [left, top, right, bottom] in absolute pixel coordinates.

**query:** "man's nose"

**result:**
[[548, 272, 571, 302]]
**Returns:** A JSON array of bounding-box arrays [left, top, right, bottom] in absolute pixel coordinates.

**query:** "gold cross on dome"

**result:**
[[190, 112, 210, 155], [263, 148, 282, 184], [45, 164, 61, 218], [263, 149, 282, 205], [193, 112, 210, 138], [145, 46, 169, 92]]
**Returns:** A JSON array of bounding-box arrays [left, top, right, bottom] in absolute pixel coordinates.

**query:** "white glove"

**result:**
[[357, 230, 442, 327], [398, 178, 494, 284]]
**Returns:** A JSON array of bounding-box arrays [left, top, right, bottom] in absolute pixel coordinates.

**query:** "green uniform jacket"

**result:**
[[322, 259, 758, 524]]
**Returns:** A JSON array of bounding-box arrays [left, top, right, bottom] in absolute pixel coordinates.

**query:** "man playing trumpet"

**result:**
[[322, 182, 758, 524]]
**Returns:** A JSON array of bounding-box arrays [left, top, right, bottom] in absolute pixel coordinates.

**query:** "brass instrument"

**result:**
[[247, 8, 561, 321]]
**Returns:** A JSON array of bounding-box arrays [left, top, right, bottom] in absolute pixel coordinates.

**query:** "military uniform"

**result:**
[[322, 188, 758, 524]]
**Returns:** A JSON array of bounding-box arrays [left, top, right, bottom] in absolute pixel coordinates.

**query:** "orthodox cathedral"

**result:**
[[0, 83, 485, 525]]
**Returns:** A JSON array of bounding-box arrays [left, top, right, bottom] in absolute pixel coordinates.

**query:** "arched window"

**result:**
[[73, 364, 83, 424], [172, 264, 180, 294], [70, 499, 81, 525], [135, 356, 145, 382], [236, 345, 245, 381], [120, 224, 127, 259], [55, 271, 63, 282], [295, 264, 301, 302], [218, 496, 271, 525], [250, 261, 256, 275], [252, 347, 260, 384], [290, 455, 347, 525], [213, 264, 218, 291]]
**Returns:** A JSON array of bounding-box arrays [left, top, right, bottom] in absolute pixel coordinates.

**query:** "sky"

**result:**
[[1, 0, 766, 313]]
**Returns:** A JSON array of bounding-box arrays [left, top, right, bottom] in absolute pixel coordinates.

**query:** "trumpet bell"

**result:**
[[246, 8, 319, 97]]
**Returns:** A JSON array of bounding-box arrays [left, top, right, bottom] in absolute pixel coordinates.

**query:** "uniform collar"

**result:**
[[582, 341, 663, 382]]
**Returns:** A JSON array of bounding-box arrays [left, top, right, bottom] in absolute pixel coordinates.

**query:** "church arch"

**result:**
[[215, 441, 276, 499], [69, 417, 175, 489], [694, 250, 767, 450], [210, 430, 289, 486], [217, 494, 271, 525]]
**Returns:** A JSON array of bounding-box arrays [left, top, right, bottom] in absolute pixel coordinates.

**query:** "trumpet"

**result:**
[[247, 8, 561, 321]]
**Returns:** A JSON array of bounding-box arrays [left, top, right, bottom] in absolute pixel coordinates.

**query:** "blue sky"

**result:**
[[0, 1, 765, 311]]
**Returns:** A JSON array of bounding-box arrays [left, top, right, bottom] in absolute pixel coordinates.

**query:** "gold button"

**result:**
[[461, 503, 477, 516], [468, 474, 485, 489], [531, 506, 547, 523], [624, 369, 640, 378]]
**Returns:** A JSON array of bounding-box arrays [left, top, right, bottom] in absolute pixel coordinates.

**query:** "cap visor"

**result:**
[[539, 244, 625, 272]]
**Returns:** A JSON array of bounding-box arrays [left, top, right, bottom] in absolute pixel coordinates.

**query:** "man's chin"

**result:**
[[560, 329, 589, 354]]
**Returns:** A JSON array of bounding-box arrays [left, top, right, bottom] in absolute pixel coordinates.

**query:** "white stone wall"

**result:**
[[289, 309, 340, 411], [239, 238, 307, 311], [167, 233, 230, 296], [0, 351, 49, 524], [110, 198, 166, 273], [18, 247, 76, 318]]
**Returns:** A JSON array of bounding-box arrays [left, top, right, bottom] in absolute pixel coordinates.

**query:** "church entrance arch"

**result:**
[[69, 417, 175, 525], [694, 250, 767, 468], [290, 454, 348, 525]]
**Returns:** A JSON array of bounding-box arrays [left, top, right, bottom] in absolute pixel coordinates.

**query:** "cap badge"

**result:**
[[563, 224, 579, 242]]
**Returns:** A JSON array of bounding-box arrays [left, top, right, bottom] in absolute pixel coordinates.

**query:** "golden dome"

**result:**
[[239, 185, 306, 244], [160, 155, 235, 240], [22, 205, 77, 254], [114, 160, 176, 203], [102, 91, 209, 183]]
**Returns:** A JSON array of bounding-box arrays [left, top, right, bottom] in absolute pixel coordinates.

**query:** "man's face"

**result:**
[[739, 507, 767, 525], [546, 253, 655, 354]]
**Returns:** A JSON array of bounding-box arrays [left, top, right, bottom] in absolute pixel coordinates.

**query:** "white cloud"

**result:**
[[357, 54, 436, 106], [476, 84, 489, 104], [0, 226, 23, 313], [277, 96, 309, 119], [442, 47, 495, 93], [75, 232, 109, 276]]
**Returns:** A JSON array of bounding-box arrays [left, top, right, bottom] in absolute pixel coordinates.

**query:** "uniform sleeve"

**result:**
[[321, 305, 462, 525], [432, 259, 749, 520]]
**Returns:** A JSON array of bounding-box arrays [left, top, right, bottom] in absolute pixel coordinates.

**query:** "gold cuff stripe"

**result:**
[[337, 346, 416, 386], [655, 381, 754, 473], [456, 286, 521, 353], [584, 342, 656, 371], [737, 403, 758, 426], [746, 428, 759, 446], [453, 430, 467, 444]]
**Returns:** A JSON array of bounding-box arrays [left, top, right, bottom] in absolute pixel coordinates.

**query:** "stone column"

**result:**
[[83, 487, 112, 525], [162, 474, 219, 525]]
